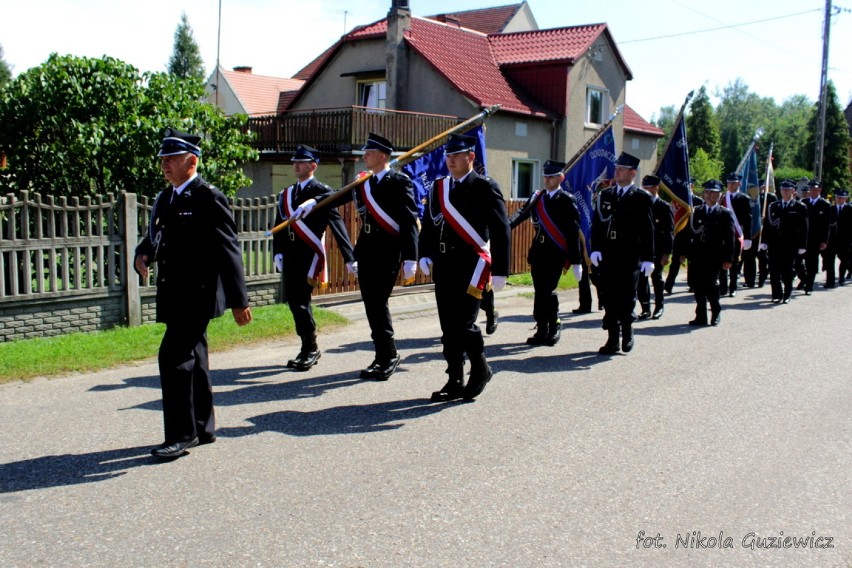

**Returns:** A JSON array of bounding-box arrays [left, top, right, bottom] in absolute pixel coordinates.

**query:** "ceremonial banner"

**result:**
[[737, 143, 762, 238], [655, 115, 693, 233], [402, 125, 487, 218], [562, 124, 617, 253]]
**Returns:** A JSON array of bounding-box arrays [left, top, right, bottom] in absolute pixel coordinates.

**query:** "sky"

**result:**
[[2, 0, 851, 123]]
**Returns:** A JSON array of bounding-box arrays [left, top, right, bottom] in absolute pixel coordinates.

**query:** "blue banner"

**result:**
[[402, 125, 487, 218], [655, 115, 692, 233], [738, 144, 762, 237], [562, 124, 617, 253]]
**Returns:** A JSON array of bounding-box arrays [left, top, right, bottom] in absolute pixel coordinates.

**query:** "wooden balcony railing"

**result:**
[[244, 106, 461, 154]]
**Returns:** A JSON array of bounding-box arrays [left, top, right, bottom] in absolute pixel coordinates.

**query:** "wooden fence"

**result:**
[[0, 190, 534, 341]]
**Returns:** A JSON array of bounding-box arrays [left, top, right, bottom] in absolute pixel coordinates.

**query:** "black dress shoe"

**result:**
[[152, 438, 199, 459], [485, 311, 499, 335], [287, 350, 321, 371], [728, 290, 737, 298], [431, 379, 464, 402], [804, 290, 811, 296], [688, 318, 708, 326], [651, 306, 664, 320], [362, 355, 401, 381], [526, 325, 549, 346], [710, 312, 721, 326], [199, 435, 216, 445], [824, 283, 835, 289], [771, 298, 781, 304], [782, 297, 791, 304], [663, 285, 673, 295], [544, 321, 561, 346], [463, 362, 493, 401], [637, 310, 651, 320], [572, 307, 592, 314]]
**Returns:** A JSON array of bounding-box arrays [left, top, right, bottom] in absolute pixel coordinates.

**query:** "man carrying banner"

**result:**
[[510, 160, 583, 346], [319, 133, 420, 380], [272, 145, 355, 371], [801, 179, 831, 293], [419, 134, 510, 402], [744, 179, 777, 288], [761, 179, 808, 303], [590, 152, 654, 354], [719, 173, 752, 297], [686, 180, 736, 326], [636, 175, 674, 319]]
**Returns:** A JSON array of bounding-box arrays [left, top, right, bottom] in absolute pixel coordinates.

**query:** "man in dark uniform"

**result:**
[[718, 173, 752, 297], [590, 152, 655, 354], [837, 189, 852, 285], [272, 145, 354, 371], [744, 180, 777, 288], [330, 133, 419, 380], [665, 177, 702, 294], [134, 128, 252, 460], [636, 175, 673, 319], [760, 179, 808, 303], [801, 179, 831, 293], [685, 180, 736, 326], [419, 134, 510, 402], [824, 187, 849, 288], [509, 160, 583, 346]]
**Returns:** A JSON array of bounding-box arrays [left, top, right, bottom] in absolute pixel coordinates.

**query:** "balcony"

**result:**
[[243, 106, 461, 154]]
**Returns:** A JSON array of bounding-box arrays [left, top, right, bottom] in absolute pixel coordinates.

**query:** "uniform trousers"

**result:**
[[719, 241, 742, 294], [769, 249, 797, 300], [531, 261, 563, 325], [433, 252, 484, 368], [357, 253, 400, 357], [822, 247, 839, 286], [158, 317, 214, 444], [282, 253, 317, 340], [637, 259, 665, 308], [690, 260, 721, 320], [598, 258, 639, 330], [803, 248, 821, 291], [741, 246, 758, 286]]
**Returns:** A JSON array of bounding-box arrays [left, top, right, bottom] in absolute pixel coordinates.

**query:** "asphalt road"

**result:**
[[1, 280, 850, 567]]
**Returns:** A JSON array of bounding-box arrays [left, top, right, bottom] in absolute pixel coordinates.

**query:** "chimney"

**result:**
[[233, 66, 253, 74], [386, 1, 411, 111], [435, 14, 461, 27]]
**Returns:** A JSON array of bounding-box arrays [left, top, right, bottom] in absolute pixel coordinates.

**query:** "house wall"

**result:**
[[293, 41, 387, 110], [204, 72, 246, 116], [624, 133, 659, 180], [503, 4, 539, 32]]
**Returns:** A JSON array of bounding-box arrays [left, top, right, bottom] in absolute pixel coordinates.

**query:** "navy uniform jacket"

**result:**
[[837, 205, 852, 255], [722, 191, 752, 239], [764, 200, 808, 253], [650, 196, 674, 258], [591, 184, 655, 266], [509, 188, 582, 267], [336, 169, 419, 263], [272, 178, 355, 264], [803, 196, 831, 247], [688, 204, 737, 265], [135, 176, 249, 324], [420, 170, 510, 277], [827, 202, 844, 250]]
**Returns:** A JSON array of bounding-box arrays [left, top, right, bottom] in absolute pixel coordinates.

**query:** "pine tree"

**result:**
[[686, 86, 720, 159], [168, 13, 205, 80], [805, 81, 851, 190], [0, 44, 13, 89]]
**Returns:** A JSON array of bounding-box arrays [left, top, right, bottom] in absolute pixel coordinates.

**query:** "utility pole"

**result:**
[[215, 0, 222, 108], [814, 0, 832, 182]]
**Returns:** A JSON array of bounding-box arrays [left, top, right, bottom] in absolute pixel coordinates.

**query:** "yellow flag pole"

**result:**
[[264, 104, 501, 237]]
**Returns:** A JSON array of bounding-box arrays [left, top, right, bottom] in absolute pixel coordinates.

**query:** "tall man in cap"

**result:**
[[760, 179, 808, 303], [684, 180, 736, 326], [509, 160, 583, 346], [636, 174, 674, 319], [837, 189, 852, 285], [590, 152, 655, 354], [419, 133, 510, 401], [801, 179, 831, 292], [272, 145, 354, 371], [743, 179, 777, 287], [135, 128, 253, 459], [327, 133, 420, 380], [824, 188, 849, 287], [718, 173, 752, 297]]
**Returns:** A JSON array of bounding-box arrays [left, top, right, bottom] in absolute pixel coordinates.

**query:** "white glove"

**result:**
[[419, 257, 433, 276], [273, 253, 283, 272], [491, 275, 506, 293], [759, 243, 768, 251], [402, 260, 417, 281], [640, 261, 654, 278], [743, 239, 752, 251], [345, 261, 358, 276], [797, 248, 806, 255], [590, 251, 602, 266], [292, 198, 317, 219], [572, 264, 583, 281]]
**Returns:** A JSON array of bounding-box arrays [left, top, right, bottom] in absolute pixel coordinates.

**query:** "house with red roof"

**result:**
[[235, 1, 664, 198], [205, 66, 304, 116]]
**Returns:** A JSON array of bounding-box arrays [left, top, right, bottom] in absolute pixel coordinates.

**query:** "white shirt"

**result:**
[[172, 173, 198, 197]]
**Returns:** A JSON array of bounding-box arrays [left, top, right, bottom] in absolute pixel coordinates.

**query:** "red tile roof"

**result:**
[[490, 24, 605, 65], [623, 104, 664, 137], [427, 3, 525, 34], [220, 68, 304, 115]]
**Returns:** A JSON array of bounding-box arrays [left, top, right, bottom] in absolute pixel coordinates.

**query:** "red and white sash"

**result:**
[[436, 177, 492, 298], [360, 175, 400, 235], [280, 185, 328, 287]]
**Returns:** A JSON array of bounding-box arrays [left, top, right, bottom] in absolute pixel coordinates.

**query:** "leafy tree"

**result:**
[[688, 147, 723, 185], [651, 105, 677, 155], [686, 86, 720, 159], [0, 54, 256, 198], [168, 13, 206, 80], [0, 44, 12, 89], [715, 78, 776, 176], [804, 81, 851, 190], [761, 95, 812, 171]]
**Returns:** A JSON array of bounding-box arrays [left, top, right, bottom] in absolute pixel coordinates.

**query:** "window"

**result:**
[[513, 159, 538, 199], [357, 80, 387, 109], [586, 87, 609, 125]]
